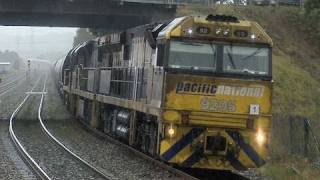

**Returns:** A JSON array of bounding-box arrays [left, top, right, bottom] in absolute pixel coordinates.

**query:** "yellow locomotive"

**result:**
[[54, 14, 272, 171]]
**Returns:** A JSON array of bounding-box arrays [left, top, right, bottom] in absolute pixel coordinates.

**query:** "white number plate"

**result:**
[[250, 104, 260, 115]]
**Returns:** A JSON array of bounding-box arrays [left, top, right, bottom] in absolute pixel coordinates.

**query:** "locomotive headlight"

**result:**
[[187, 28, 193, 35], [223, 29, 230, 36], [255, 129, 266, 146], [168, 127, 175, 136], [215, 28, 222, 35], [250, 33, 257, 39], [166, 124, 176, 138]]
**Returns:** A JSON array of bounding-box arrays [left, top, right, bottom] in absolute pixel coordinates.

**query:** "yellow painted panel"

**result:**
[[160, 126, 269, 170], [165, 74, 272, 115], [168, 16, 272, 45]]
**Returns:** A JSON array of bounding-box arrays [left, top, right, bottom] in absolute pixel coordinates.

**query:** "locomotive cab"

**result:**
[[158, 15, 273, 170]]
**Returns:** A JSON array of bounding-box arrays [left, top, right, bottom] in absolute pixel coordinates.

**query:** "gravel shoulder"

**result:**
[[0, 121, 36, 180], [12, 73, 105, 180], [0, 73, 36, 120], [0, 71, 39, 180]]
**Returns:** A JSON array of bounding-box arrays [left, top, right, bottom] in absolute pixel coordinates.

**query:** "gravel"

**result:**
[[13, 74, 107, 180], [236, 169, 272, 180], [14, 121, 105, 180], [0, 72, 37, 120], [0, 121, 37, 180], [0, 71, 39, 180], [311, 157, 320, 170]]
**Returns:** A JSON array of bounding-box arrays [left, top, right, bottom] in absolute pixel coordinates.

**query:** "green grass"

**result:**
[[259, 163, 297, 180], [259, 156, 320, 180], [272, 54, 320, 118]]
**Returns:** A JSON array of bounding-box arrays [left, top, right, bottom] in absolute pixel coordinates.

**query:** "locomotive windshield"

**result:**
[[167, 40, 271, 78], [223, 45, 270, 75], [168, 41, 217, 71]]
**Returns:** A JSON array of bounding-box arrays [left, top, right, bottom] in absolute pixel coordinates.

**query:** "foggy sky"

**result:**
[[0, 26, 77, 61]]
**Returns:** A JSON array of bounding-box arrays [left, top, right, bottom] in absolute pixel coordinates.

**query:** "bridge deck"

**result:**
[[0, 0, 176, 28]]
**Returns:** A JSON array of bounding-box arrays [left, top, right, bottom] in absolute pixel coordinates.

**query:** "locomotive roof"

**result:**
[[158, 15, 273, 46]]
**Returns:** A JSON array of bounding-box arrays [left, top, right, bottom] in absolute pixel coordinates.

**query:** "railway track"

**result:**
[[77, 120, 198, 180], [0, 73, 25, 97], [78, 121, 252, 180], [9, 74, 112, 180]]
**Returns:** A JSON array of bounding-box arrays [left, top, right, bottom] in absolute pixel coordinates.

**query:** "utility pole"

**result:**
[[15, 32, 20, 54], [30, 28, 34, 57], [27, 60, 31, 83]]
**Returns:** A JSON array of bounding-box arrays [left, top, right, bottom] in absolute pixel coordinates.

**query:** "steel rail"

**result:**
[[231, 170, 251, 180], [0, 74, 25, 97], [8, 77, 51, 180], [0, 72, 25, 88], [10, 74, 112, 179], [78, 120, 199, 180], [37, 74, 113, 180]]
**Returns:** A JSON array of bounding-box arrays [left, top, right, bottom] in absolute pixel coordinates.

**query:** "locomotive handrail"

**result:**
[[82, 67, 97, 70]]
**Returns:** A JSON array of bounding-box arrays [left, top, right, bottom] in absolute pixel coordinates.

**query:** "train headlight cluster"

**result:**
[[250, 33, 257, 40], [166, 124, 177, 138], [215, 28, 222, 35], [223, 29, 230, 36], [215, 27, 230, 37], [187, 28, 193, 35], [168, 126, 175, 136], [255, 129, 266, 146]]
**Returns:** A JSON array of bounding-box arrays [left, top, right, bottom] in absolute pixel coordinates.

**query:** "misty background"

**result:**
[[0, 26, 77, 62]]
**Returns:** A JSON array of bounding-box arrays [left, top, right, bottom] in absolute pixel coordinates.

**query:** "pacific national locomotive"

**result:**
[[53, 14, 273, 171]]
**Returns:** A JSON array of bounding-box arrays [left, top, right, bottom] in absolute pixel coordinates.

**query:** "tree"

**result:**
[[73, 28, 95, 47], [304, 0, 320, 45], [305, 0, 320, 14], [0, 50, 24, 69]]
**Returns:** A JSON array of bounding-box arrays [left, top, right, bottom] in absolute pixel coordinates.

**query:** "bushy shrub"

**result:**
[[304, 0, 320, 46], [305, 0, 320, 14]]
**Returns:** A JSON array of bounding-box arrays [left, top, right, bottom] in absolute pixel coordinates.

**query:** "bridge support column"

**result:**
[[69, 94, 77, 117], [75, 95, 80, 119]]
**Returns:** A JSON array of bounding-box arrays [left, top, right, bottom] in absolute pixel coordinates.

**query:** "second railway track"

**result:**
[[0, 72, 25, 97], [9, 74, 112, 180]]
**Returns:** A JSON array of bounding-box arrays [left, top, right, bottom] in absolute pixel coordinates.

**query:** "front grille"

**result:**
[[189, 111, 248, 128], [206, 135, 227, 152]]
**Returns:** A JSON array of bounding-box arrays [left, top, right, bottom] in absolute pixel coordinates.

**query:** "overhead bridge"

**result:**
[[0, 0, 176, 29]]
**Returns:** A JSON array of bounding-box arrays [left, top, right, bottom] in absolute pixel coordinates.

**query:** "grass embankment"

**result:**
[[260, 157, 320, 180], [177, 5, 320, 179]]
